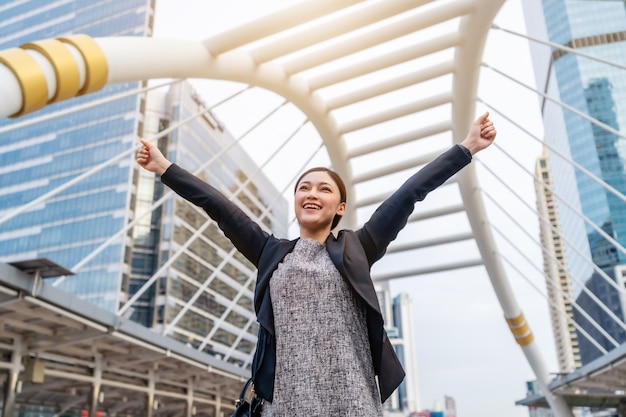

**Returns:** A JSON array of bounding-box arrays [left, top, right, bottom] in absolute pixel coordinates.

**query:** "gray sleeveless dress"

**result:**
[[261, 238, 383, 417]]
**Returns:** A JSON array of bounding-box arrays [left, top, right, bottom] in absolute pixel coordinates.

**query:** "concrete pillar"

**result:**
[[2, 338, 23, 417], [88, 358, 102, 417], [215, 393, 222, 417], [185, 379, 194, 417], [145, 370, 155, 417]]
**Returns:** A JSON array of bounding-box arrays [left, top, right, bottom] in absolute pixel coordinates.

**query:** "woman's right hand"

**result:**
[[460, 112, 496, 155], [136, 138, 172, 175]]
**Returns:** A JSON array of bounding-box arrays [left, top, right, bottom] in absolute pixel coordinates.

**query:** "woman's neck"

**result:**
[[299, 228, 330, 244]]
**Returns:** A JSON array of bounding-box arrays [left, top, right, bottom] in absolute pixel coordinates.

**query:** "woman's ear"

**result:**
[[336, 202, 346, 215]]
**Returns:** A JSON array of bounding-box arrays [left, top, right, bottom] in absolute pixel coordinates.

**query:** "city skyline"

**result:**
[[1, 1, 611, 416], [523, 0, 626, 369], [152, 1, 553, 416], [0, 3, 289, 415], [0, 0, 152, 311]]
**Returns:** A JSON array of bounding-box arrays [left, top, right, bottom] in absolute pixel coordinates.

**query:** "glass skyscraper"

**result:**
[[0, 2, 288, 369], [534, 148, 581, 373], [376, 286, 421, 414], [0, 0, 154, 311], [523, 0, 626, 364], [141, 82, 287, 364]]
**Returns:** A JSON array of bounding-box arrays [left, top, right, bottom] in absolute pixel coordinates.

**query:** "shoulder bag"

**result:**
[[230, 378, 264, 417]]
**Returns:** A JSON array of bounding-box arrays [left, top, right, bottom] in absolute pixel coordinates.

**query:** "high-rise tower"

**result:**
[[376, 286, 421, 414], [523, 0, 626, 363], [0, 0, 156, 310], [139, 81, 287, 364], [535, 147, 581, 372], [0, 3, 287, 370]]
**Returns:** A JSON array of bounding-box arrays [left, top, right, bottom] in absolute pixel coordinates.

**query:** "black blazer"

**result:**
[[161, 144, 471, 403]]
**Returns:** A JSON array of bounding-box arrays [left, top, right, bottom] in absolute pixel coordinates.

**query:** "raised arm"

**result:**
[[357, 112, 497, 263], [136, 139, 269, 266]]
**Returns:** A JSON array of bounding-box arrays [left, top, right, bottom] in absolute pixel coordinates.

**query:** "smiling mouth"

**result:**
[[303, 204, 321, 210]]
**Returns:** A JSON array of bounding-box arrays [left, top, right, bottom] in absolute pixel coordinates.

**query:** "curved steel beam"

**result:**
[[451, 1, 572, 415], [0, 2, 574, 414], [0, 34, 354, 226]]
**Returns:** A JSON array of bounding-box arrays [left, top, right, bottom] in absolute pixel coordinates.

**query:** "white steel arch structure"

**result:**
[[0, 0, 583, 416]]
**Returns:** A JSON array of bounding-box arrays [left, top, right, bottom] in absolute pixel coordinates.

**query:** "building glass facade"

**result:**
[[376, 286, 421, 414], [141, 82, 287, 364], [0, 0, 154, 311], [0, 2, 288, 371], [524, 0, 626, 364], [534, 148, 581, 372]]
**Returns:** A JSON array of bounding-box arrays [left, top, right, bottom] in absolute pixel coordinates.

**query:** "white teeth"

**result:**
[[304, 204, 320, 209]]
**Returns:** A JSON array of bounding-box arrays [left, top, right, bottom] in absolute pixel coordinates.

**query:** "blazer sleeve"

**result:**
[[160, 163, 270, 266], [356, 144, 472, 264]]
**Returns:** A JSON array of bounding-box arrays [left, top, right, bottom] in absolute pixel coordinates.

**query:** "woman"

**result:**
[[136, 112, 496, 416]]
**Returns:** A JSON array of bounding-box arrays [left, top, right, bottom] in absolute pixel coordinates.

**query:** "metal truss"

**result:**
[[6, 1, 613, 416]]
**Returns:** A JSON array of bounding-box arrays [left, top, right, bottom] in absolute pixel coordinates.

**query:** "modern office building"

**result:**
[[0, 0, 155, 311], [140, 81, 287, 363], [523, 0, 626, 364], [377, 286, 421, 414], [377, 286, 402, 411], [0, 1, 288, 368], [535, 147, 581, 372], [392, 293, 421, 413]]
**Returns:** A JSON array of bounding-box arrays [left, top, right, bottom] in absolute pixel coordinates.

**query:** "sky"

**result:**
[[152, 1, 550, 416]]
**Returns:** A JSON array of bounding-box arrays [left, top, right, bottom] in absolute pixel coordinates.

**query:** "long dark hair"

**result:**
[[294, 167, 347, 229]]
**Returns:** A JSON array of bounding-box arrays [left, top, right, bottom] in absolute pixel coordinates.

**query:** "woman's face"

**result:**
[[294, 171, 346, 233]]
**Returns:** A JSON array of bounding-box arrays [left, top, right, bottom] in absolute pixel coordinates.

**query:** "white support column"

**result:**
[[215, 389, 223, 417], [146, 370, 155, 417], [88, 357, 102, 417], [1, 338, 22, 417], [451, 1, 574, 416], [185, 378, 194, 417]]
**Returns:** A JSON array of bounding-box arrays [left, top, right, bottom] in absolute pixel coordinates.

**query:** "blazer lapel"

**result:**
[[255, 238, 298, 335], [326, 232, 382, 316]]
